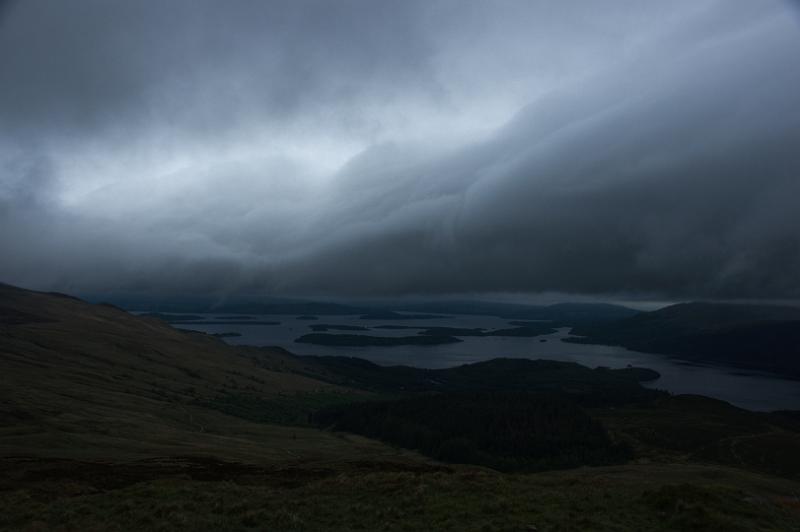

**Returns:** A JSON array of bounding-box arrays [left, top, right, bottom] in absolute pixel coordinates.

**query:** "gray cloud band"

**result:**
[[0, 1, 798, 299]]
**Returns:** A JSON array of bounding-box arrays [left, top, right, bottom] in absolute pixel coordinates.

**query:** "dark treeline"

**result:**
[[296, 357, 663, 407], [309, 324, 369, 332], [295, 333, 462, 346], [315, 391, 632, 472], [417, 324, 557, 337]]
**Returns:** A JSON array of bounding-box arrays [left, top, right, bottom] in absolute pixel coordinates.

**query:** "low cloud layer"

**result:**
[[1, 1, 799, 299]]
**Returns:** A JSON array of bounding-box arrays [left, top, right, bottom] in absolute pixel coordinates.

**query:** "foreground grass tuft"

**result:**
[[2, 462, 798, 531]]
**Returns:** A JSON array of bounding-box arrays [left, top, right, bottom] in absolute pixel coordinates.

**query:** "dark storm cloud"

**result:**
[[1, 1, 799, 299], [0, 0, 439, 142]]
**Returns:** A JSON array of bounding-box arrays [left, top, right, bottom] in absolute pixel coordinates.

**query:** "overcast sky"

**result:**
[[1, 0, 799, 300]]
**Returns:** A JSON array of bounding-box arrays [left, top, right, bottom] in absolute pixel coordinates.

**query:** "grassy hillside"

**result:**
[[2, 284, 799, 530], [0, 283, 403, 463]]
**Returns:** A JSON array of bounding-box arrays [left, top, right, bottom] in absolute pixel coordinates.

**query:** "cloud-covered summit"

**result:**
[[1, 1, 799, 299]]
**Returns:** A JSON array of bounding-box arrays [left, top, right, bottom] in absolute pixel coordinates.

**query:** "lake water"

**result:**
[[169, 312, 800, 412]]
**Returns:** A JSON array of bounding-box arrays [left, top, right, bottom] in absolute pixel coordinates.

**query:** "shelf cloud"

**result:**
[[1, 1, 799, 299]]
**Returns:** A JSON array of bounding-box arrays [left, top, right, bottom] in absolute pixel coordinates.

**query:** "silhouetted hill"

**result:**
[[295, 333, 462, 346], [309, 324, 369, 332], [99, 292, 370, 315], [102, 292, 639, 323], [568, 302, 800, 377], [294, 356, 661, 405], [359, 311, 448, 320], [418, 324, 557, 337], [392, 300, 640, 323]]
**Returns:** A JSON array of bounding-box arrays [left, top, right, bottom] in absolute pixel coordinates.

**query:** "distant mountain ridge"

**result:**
[[86, 292, 640, 324], [391, 301, 640, 323], [569, 302, 800, 377], [111, 296, 370, 316]]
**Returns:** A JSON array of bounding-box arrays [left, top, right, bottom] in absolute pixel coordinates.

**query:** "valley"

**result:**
[[1, 284, 800, 530]]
